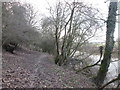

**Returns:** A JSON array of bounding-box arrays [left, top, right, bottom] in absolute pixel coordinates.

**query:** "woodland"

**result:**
[[1, 1, 120, 89]]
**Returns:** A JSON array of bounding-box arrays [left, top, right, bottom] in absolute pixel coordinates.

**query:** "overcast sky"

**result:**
[[18, 0, 118, 42]]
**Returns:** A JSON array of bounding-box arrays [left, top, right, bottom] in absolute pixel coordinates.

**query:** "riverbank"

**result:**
[[2, 48, 96, 88]]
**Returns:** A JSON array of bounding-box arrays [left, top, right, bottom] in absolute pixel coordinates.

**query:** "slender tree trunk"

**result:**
[[55, 26, 60, 64], [95, 1, 117, 87], [55, 5, 75, 66]]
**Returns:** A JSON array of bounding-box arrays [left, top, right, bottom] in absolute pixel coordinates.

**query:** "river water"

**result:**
[[74, 51, 119, 86], [90, 55, 119, 86]]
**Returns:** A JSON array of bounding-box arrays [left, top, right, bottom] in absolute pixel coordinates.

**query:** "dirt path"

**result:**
[[2, 49, 95, 88]]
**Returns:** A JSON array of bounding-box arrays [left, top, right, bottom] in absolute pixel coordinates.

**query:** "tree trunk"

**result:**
[[95, 1, 117, 87], [55, 5, 75, 66]]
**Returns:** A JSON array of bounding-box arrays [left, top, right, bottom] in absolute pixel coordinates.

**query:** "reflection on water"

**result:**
[[90, 55, 119, 86], [75, 51, 120, 86], [75, 51, 119, 86]]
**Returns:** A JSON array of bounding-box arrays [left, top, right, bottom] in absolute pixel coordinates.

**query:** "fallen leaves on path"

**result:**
[[2, 49, 95, 88]]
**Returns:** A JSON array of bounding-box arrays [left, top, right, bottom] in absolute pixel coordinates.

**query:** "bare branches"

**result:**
[[100, 74, 120, 89], [76, 58, 101, 73], [43, 0, 103, 65]]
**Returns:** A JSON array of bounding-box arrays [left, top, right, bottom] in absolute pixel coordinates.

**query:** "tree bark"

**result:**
[[95, 1, 117, 87], [55, 26, 60, 64]]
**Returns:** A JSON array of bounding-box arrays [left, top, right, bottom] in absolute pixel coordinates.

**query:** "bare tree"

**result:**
[[43, 1, 103, 66]]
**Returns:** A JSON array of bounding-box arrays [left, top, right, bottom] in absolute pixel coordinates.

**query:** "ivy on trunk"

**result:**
[[95, 1, 117, 87]]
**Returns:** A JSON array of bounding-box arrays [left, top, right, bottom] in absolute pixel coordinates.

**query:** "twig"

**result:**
[[100, 74, 120, 89], [76, 57, 101, 73]]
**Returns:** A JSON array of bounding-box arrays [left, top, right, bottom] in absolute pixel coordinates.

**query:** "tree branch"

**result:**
[[100, 74, 120, 89]]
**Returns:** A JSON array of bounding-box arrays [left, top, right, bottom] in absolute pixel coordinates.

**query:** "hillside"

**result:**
[[2, 48, 95, 88]]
